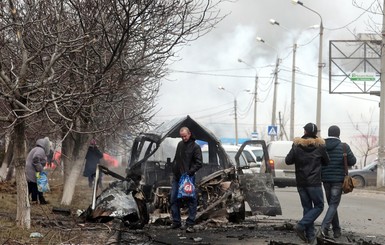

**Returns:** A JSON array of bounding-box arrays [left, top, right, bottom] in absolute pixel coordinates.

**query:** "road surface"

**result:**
[[275, 187, 385, 236]]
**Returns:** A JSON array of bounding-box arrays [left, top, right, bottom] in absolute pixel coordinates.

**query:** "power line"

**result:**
[[155, 102, 232, 118]]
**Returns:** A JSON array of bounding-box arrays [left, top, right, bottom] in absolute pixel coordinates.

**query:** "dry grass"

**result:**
[[0, 168, 120, 245]]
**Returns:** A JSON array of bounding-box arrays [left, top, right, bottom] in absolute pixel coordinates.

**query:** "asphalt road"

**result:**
[[274, 187, 385, 236]]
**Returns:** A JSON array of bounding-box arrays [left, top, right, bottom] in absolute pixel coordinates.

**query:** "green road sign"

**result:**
[[349, 73, 377, 81]]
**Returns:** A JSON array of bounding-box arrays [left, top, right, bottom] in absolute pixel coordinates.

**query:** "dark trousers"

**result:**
[[321, 182, 342, 233], [170, 178, 197, 226], [297, 186, 324, 241], [27, 181, 45, 202], [88, 173, 103, 189]]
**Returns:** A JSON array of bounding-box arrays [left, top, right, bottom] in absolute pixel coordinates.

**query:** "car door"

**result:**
[[234, 140, 282, 216]]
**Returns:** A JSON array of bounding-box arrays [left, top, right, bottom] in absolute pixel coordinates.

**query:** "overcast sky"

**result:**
[[153, 0, 382, 153]]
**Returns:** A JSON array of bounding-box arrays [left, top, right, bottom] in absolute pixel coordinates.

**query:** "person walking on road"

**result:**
[[170, 127, 202, 233], [83, 139, 104, 188], [320, 125, 356, 238], [285, 123, 330, 243], [25, 137, 51, 205]]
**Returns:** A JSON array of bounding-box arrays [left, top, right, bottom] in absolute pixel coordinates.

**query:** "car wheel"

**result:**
[[352, 175, 365, 188]]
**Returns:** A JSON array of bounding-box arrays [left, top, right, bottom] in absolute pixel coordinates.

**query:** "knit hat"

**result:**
[[328, 125, 340, 138], [303, 122, 318, 136]]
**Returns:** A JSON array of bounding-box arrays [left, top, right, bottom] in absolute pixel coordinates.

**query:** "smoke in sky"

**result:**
[[154, 0, 382, 146]]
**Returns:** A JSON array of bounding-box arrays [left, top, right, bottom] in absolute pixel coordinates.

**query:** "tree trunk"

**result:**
[[60, 133, 90, 205], [5, 161, 14, 181], [0, 137, 14, 181], [14, 121, 31, 229]]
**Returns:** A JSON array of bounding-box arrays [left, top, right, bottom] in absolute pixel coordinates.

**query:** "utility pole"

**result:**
[[316, 21, 324, 136], [238, 59, 259, 137], [271, 57, 280, 142], [279, 111, 289, 141], [377, 0, 385, 187], [253, 75, 258, 134], [234, 98, 238, 145], [292, 1, 324, 136], [290, 43, 297, 140]]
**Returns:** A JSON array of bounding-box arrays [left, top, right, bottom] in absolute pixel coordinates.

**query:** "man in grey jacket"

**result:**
[[25, 137, 51, 205]]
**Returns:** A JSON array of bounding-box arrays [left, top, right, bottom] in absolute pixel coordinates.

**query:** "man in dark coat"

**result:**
[[320, 125, 356, 238], [83, 139, 104, 188], [170, 127, 202, 232], [285, 123, 330, 243]]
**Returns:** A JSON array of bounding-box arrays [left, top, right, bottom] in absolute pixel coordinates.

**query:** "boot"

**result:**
[[39, 197, 49, 205]]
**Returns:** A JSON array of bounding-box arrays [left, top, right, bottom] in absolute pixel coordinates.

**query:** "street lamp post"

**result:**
[[269, 19, 318, 140], [256, 37, 280, 141], [218, 86, 250, 145], [293, 0, 324, 135], [238, 59, 258, 135], [269, 19, 297, 141]]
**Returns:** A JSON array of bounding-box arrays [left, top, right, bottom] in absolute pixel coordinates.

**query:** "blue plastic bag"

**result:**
[[36, 171, 50, 193], [177, 173, 196, 199]]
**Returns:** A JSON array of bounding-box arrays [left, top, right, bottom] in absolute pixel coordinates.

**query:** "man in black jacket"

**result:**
[[320, 125, 356, 238], [170, 127, 202, 232], [285, 123, 330, 243]]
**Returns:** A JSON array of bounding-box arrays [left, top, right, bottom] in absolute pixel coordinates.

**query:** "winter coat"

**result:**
[[25, 138, 50, 183], [285, 136, 330, 187], [172, 138, 203, 181], [83, 146, 104, 177], [322, 137, 356, 183]]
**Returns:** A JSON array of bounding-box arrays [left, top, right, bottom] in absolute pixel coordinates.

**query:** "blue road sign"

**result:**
[[268, 125, 278, 136]]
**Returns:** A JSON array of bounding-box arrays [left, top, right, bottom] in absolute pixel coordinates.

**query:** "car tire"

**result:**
[[352, 175, 365, 188]]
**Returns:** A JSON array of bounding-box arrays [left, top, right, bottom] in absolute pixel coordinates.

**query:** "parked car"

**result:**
[[247, 145, 264, 171], [83, 116, 282, 227], [348, 160, 378, 188], [261, 141, 296, 187]]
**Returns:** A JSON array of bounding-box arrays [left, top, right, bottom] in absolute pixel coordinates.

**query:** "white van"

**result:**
[[261, 141, 296, 187], [202, 144, 260, 173]]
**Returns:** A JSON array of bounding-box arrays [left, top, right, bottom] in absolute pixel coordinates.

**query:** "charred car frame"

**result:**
[[83, 116, 281, 228]]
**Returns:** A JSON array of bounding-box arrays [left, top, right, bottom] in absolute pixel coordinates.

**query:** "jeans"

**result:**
[[297, 186, 324, 241], [321, 182, 342, 233], [170, 177, 197, 226]]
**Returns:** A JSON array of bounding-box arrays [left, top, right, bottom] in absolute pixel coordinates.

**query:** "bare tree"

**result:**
[[349, 110, 378, 167], [0, 0, 226, 228]]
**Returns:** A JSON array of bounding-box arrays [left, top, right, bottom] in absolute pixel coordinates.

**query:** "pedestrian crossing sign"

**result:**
[[268, 125, 278, 136]]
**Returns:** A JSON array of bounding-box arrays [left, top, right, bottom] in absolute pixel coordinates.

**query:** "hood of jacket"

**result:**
[[325, 137, 341, 151], [36, 137, 51, 155], [293, 136, 325, 152]]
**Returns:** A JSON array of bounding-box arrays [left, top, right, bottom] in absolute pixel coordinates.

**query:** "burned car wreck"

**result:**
[[82, 116, 281, 228]]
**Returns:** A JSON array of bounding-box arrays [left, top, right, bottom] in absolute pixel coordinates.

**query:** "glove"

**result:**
[[187, 170, 194, 176]]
